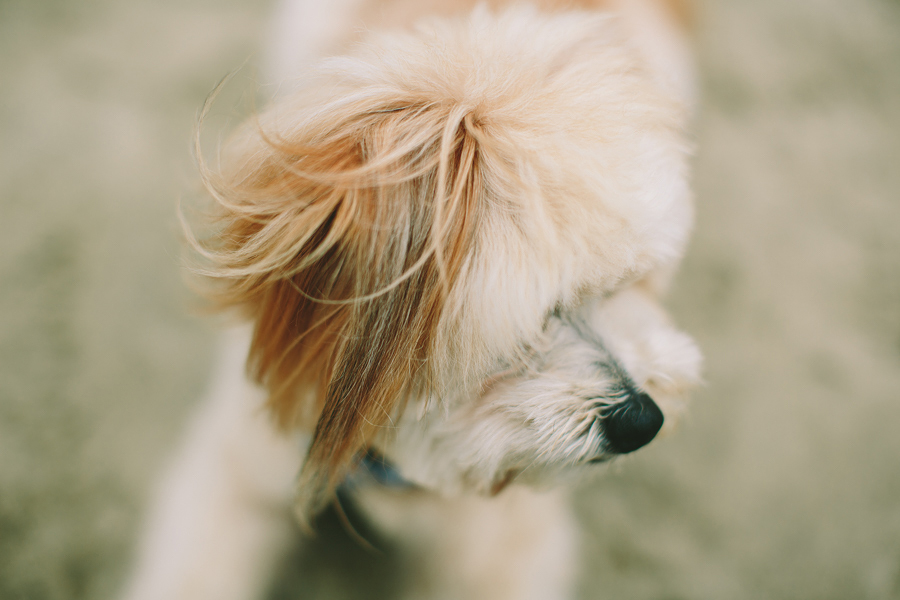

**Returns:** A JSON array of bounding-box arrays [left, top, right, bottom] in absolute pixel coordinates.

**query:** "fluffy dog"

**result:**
[[122, 1, 701, 598]]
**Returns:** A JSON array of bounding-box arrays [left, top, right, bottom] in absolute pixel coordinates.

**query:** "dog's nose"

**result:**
[[602, 392, 664, 454]]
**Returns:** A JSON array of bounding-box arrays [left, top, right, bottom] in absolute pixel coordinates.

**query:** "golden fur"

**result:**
[[122, 2, 701, 598], [197, 101, 486, 512], [192, 2, 694, 517]]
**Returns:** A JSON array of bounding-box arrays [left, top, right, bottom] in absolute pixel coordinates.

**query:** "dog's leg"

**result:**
[[356, 487, 578, 600], [121, 327, 305, 600]]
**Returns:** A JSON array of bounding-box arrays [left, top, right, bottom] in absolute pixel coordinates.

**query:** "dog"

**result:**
[[122, 1, 701, 598]]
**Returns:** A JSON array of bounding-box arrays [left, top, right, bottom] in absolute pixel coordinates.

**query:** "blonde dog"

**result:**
[[122, 1, 701, 598]]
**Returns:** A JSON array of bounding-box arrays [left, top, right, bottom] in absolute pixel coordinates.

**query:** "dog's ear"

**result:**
[[192, 94, 484, 517]]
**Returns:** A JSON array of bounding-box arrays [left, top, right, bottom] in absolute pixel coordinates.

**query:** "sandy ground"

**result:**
[[2, 0, 899, 598]]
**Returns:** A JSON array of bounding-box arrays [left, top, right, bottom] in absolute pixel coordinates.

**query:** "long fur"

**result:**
[[192, 6, 695, 518], [123, 2, 702, 599]]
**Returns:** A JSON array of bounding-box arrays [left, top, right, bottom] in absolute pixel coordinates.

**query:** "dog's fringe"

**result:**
[[188, 76, 487, 518]]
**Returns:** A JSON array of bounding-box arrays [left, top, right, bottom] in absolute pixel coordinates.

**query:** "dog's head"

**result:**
[[193, 8, 699, 515]]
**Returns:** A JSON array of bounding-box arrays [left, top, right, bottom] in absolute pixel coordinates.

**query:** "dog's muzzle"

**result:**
[[601, 393, 664, 454]]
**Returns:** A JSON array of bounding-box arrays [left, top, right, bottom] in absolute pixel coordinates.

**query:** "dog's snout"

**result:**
[[602, 393, 664, 454]]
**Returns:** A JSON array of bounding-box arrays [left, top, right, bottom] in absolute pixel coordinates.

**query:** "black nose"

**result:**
[[602, 393, 664, 454]]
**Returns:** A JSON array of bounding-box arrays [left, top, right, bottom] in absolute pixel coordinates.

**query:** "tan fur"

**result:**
[[191, 2, 697, 517], [198, 101, 489, 512], [124, 2, 701, 598]]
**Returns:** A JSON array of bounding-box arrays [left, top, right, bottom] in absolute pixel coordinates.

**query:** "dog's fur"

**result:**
[[122, 1, 701, 598]]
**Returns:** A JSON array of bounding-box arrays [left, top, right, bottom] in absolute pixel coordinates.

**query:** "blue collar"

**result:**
[[341, 449, 416, 490]]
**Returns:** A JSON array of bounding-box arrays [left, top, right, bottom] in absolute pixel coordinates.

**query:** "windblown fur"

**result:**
[[192, 4, 698, 518], [121, 2, 702, 599]]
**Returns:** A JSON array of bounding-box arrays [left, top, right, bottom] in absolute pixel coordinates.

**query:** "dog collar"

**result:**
[[341, 449, 416, 490]]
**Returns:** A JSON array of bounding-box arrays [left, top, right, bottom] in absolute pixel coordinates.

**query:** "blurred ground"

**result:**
[[1, 0, 899, 599]]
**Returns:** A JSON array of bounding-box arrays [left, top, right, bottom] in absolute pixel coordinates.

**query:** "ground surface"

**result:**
[[2, 0, 900, 598]]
